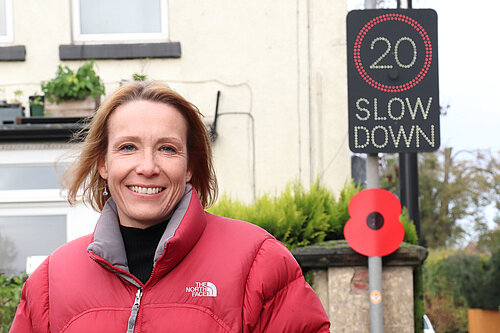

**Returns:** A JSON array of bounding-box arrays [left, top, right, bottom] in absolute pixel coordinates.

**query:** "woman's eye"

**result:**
[[160, 146, 176, 153], [119, 144, 135, 151]]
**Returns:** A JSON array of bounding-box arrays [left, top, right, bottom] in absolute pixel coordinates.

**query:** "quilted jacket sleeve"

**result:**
[[10, 257, 50, 333], [243, 238, 330, 333]]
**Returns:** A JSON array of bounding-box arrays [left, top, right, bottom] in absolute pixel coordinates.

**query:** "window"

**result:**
[[0, 146, 100, 275], [71, 0, 168, 42], [0, 215, 67, 276], [0, 165, 66, 190], [0, 0, 13, 43]]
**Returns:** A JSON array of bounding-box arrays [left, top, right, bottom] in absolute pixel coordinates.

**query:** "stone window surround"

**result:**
[[0, 42, 181, 62], [0, 45, 26, 61], [58, 42, 181, 60]]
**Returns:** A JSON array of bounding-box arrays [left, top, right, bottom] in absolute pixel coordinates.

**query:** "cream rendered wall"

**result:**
[[0, 0, 350, 205]]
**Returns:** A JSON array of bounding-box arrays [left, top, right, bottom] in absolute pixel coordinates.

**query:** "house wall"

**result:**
[[1, 0, 350, 204]]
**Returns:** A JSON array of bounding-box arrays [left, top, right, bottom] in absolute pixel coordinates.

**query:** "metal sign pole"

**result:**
[[366, 153, 383, 333], [364, 0, 383, 330]]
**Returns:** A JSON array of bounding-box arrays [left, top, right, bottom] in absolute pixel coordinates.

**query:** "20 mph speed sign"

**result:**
[[347, 9, 439, 153]]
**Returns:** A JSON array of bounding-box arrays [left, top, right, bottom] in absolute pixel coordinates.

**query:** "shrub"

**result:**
[[0, 274, 25, 333], [209, 180, 342, 250], [481, 249, 500, 310], [423, 249, 500, 332], [424, 293, 468, 333]]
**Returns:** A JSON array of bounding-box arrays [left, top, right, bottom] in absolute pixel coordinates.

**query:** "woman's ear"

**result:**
[[186, 169, 192, 183], [97, 157, 108, 180]]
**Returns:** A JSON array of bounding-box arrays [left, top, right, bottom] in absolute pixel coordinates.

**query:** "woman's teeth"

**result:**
[[128, 186, 164, 194]]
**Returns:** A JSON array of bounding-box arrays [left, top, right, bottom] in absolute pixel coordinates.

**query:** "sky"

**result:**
[[348, 0, 500, 153]]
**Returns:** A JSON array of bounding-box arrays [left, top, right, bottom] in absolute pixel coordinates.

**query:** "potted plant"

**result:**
[[29, 95, 44, 117], [41, 61, 105, 117]]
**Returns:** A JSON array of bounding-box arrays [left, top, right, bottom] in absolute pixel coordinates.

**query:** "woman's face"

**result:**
[[98, 100, 192, 228]]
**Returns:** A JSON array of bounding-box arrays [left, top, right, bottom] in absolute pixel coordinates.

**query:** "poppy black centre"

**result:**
[[366, 211, 384, 230]]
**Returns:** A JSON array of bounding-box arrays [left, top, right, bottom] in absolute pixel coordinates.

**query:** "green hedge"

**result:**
[[423, 249, 500, 332], [0, 274, 24, 333], [208, 180, 419, 249]]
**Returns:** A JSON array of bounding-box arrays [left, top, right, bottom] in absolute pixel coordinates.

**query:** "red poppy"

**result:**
[[344, 188, 405, 257]]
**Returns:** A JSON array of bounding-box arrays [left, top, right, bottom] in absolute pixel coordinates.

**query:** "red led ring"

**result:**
[[353, 14, 432, 92]]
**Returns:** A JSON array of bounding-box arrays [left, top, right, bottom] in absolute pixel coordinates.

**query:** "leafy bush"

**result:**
[[399, 207, 419, 245], [423, 249, 500, 332], [208, 179, 419, 249], [424, 292, 468, 333], [209, 180, 345, 250], [0, 274, 25, 333], [41, 61, 105, 104], [479, 249, 500, 310]]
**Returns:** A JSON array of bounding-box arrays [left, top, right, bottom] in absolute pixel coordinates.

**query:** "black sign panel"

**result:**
[[347, 9, 439, 153]]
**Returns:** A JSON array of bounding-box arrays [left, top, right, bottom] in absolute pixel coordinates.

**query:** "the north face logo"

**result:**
[[186, 282, 217, 297]]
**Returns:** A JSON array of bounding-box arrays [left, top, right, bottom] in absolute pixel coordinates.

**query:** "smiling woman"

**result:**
[[97, 100, 192, 228], [10, 81, 330, 333]]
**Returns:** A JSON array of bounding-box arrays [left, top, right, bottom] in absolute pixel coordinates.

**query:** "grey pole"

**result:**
[[364, 1, 384, 332], [366, 154, 383, 333]]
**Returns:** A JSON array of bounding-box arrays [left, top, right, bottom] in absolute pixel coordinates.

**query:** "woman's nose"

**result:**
[[136, 151, 160, 177]]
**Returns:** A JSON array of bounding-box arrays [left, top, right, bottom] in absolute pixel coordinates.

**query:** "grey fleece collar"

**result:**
[[87, 184, 193, 272]]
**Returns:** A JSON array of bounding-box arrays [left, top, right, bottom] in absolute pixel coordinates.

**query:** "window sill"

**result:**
[[0, 45, 26, 61], [59, 42, 181, 60]]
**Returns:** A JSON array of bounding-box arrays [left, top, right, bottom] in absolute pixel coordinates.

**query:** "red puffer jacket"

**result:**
[[11, 187, 330, 332]]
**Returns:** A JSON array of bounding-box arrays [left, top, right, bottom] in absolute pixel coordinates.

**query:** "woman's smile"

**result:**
[[127, 186, 166, 195]]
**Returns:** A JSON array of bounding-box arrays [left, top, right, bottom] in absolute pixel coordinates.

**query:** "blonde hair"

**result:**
[[64, 81, 218, 212]]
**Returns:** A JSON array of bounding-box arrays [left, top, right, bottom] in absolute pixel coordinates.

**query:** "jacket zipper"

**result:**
[[126, 288, 143, 333], [88, 253, 146, 333]]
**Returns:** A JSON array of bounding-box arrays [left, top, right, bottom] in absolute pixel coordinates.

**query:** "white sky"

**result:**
[[348, 0, 500, 152]]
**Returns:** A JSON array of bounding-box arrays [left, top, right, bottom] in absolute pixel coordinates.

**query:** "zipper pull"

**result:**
[[127, 288, 143, 333], [133, 288, 143, 306]]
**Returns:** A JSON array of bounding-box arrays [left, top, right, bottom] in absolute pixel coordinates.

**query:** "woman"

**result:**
[[11, 81, 330, 332]]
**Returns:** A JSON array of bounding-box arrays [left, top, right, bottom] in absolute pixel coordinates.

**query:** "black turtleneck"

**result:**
[[119, 219, 169, 284]]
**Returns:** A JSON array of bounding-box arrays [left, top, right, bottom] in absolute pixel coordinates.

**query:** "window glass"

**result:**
[[0, 0, 6, 36], [0, 215, 66, 276], [0, 165, 66, 190], [0, 0, 12, 42], [78, 0, 163, 35]]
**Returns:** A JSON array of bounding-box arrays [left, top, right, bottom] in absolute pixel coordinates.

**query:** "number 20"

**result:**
[[369, 37, 417, 69]]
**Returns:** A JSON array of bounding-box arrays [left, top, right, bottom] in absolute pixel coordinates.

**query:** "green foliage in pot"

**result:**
[[41, 61, 105, 104], [132, 73, 147, 81], [29, 96, 44, 107]]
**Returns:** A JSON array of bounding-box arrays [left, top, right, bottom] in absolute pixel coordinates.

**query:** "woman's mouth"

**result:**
[[128, 186, 165, 194]]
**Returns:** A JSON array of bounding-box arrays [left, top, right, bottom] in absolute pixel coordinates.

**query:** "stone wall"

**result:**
[[293, 241, 427, 333]]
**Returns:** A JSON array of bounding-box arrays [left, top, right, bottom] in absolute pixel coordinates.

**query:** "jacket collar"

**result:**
[[87, 184, 207, 284]]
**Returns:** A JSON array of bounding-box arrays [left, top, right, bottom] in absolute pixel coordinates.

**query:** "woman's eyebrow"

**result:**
[[112, 135, 140, 142], [112, 136, 185, 145], [158, 136, 184, 143]]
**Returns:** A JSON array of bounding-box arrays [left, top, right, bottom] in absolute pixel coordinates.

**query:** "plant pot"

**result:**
[[45, 95, 100, 117], [29, 95, 45, 117], [0, 101, 24, 124]]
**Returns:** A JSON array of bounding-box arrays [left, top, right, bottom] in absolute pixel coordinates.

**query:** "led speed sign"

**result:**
[[347, 9, 439, 153]]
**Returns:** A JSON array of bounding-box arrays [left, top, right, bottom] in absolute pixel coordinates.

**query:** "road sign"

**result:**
[[347, 9, 439, 153]]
